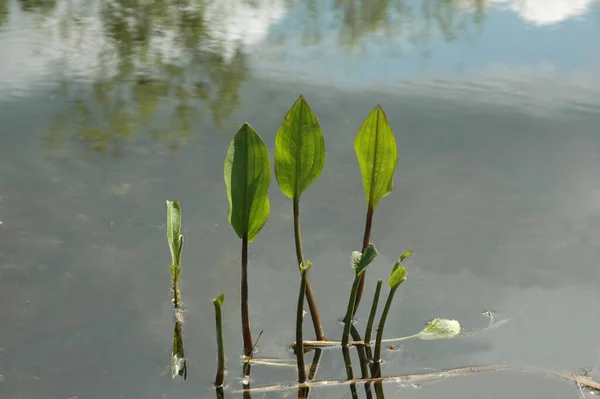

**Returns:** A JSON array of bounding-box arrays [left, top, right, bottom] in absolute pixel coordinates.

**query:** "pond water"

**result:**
[[1, 0, 600, 398]]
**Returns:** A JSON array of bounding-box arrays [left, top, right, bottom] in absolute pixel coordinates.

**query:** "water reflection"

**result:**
[[3, 0, 595, 160], [2, 0, 495, 160], [1, 0, 600, 398], [42, 0, 251, 158], [0, 0, 8, 28]]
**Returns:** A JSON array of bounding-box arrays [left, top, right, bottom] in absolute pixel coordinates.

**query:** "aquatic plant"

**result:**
[[160, 96, 588, 398], [165, 200, 187, 380], [274, 95, 327, 342], [213, 292, 226, 387], [223, 123, 271, 358], [353, 105, 398, 316]]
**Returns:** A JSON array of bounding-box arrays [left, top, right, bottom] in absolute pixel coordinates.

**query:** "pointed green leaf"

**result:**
[[417, 318, 461, 340], [352, 244, 378, 276], [391, 249, 412, 274], [224, 123, 271, 242], [388, 266, 407, 289], [274, 95, 325, 199], [354, 105, 398, 210], [166, 200, 182, 265], [212, 291, 225, 306], [399, 250, 413, 262]]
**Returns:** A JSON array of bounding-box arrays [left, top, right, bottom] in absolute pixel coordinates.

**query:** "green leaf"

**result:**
[[354, 105, 398, 210], [388, 266, 406, 289], [399, 250, 413, 262], [224, 123, 271, 242], [166, 200, 182, 265], [417, 318, 461, 340], [212, 291, 225, 306], [352, 244, 378, 276], [274, 95, 325, 199], [390, 250, 412, 274]]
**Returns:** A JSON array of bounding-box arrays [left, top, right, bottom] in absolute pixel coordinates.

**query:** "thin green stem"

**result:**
[[373, 286, 398, 373], [293, 198, 326, 341], [350, 325, 373, 398], [213, 299, 225, 387], [354, 207, 374, 315], [296, 266, 308, 383], [364, 279, 383, 345], [172, 235, 184, 309], [241, 235, 253, 357], [342, 274, 362, 346], [342, 346, 359, 399], [379, 334, 420, 344]]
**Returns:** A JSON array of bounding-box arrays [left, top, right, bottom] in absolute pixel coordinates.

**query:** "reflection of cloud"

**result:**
[[491, 0, 595, 25], [457, 0, 595, 25], [203, 0, 287, 62]]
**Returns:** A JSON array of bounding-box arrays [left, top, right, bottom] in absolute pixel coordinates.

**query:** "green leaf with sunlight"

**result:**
[[388, 266, 407, 289], [224, 123, 271, 242], [274, 95, 325, 199], [390, 250, 412, 275], [166, 200, 182, 265], [399, 249, 413, 263], [352, 244, 378, 276], [354, 105, 398, 210], [417, 318, 461, 340]]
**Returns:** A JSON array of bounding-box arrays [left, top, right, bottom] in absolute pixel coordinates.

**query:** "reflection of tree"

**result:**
[[293, 0, 486, 51], [0, 0, 9, 28], [18, 0, 57, 14], [44, 0, 250, 159], [33, 0, 486, 158]]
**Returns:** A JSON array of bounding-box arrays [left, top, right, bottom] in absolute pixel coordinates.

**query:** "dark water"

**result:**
[[1, 0, 600, 398]]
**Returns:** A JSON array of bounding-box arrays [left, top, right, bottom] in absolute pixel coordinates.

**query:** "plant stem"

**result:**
[[241, 235, 253, 357], [372, 286, 398, 375], [353, 207, 374, 315], [350, 325, 373, 398], [364, 279, 382, 345], [308, 349, 323, 381], [293, 198, 326, 341], [172, 235, 184, 309], [342, 346, 359, 399], [296, 266, 308, 383], [213, 298, 225, 387], [342, 274, 362, 346]]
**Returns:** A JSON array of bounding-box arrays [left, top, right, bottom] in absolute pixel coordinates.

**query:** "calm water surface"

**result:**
[[1, 0, 600, 398]]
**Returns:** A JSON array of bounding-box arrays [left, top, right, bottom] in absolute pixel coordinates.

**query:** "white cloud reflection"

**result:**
[[492, 0, 595, 25]]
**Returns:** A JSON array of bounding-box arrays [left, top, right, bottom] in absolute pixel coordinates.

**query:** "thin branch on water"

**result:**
[[232, 364, 600, 395], [297, 317, 514, 349]]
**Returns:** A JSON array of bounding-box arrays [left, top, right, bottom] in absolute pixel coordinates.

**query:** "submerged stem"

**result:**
[[354, 207, 374, 315], [342, 274, 363, 346], [296, 265, 309, 383], [241, 236, 253, 357], [364, 279, 383, 345], [373, 286, 398, 375], [308, 349, 323, 381], [293, 198, 326, 341]]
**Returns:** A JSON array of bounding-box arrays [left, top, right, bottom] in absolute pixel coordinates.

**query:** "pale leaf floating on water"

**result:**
[[416, 317, 461, 340]]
